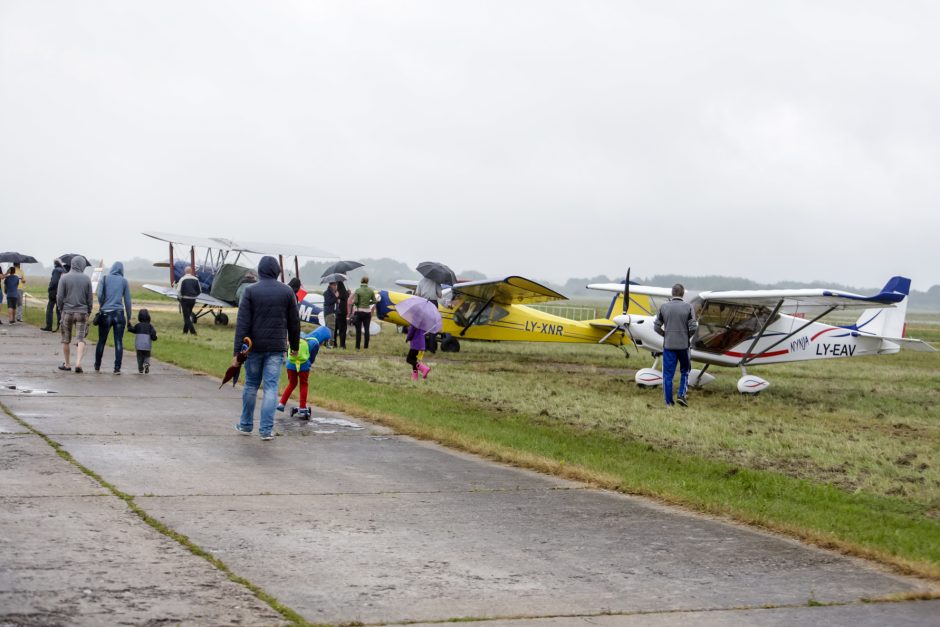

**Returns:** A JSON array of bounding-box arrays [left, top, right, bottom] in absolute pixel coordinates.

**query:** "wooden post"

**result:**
[[168, 243, 174, 286], [190, 246, 196, 274], [294, 257, 300, 282], [279, 254, 285, 282]]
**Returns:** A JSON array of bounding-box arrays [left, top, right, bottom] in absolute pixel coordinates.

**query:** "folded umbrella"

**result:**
[[396, 296, 443, 334], [321, 260, 363, 277], [416, 261, 457, 286], [220, 337, 253, 389], [320, 272, 348, 284]]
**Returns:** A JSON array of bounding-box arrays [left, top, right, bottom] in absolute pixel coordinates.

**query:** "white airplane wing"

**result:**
[[588, 283, 675, 298], [699, 288, 904, 310], [142, 284, 233, 308]]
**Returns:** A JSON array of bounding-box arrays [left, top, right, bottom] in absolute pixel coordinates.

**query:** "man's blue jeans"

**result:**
[[239, 351, 285, 436], [662, 348, 691, 405], [94, 310, 126, 371]]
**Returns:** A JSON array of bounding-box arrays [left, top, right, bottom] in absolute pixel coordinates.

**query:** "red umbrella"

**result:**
[[220, 337, 253, 388]]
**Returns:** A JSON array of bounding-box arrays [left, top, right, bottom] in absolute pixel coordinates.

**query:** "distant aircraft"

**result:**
[[140, 231, 335, 326], [376, 276, 654, 352], [589, 274, 936, 394]]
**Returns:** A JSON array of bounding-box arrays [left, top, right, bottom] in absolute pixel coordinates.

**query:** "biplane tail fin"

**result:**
[[853, 276, 911, 350]]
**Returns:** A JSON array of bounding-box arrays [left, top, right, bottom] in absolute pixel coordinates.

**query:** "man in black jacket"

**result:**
[[177, 266, 201, 335], [41, 259, 64, 331], [233, 256, 300, 441]]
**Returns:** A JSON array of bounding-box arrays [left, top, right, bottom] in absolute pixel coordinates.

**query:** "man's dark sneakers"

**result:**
[[676, 395, 688, 407]]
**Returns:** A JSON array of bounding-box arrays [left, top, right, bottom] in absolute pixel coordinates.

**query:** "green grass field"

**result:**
[[22, 301, 940, 580]]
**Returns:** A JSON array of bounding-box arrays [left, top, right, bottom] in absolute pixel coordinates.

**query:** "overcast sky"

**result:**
[[1, 1, 937, 289]]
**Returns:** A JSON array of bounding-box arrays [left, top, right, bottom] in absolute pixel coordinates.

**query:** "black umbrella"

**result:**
[[321, 260, 363, 277], [416, 261, 457, 286], [0, 252, 39, 264], [58, 254, 89, 270], [320, 272, 348, 284]]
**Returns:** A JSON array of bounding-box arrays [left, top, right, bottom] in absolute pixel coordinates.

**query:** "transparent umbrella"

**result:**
[[396, 296, 443, 334]]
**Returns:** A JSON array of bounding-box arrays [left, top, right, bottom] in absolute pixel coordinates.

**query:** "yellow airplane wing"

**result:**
[[450, 276, 567, 306]]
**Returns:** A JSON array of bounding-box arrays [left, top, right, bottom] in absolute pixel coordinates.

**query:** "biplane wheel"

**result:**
[[215, 313, 229, 326], [440, 335, 460, 353]]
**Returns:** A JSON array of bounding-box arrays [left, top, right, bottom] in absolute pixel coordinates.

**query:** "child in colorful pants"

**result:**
[[278, 325, 331, 419]]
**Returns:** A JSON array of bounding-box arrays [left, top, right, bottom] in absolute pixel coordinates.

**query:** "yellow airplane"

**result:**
[[375, 276, 654, 353]]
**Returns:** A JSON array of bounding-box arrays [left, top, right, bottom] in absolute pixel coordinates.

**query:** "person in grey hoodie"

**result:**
[[56, 256, 93, 373], [654, 284, 699, 407], [94, 261, 133, 374]]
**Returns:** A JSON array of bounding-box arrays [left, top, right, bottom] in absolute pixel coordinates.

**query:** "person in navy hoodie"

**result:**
[[233, 256, 300, 441]]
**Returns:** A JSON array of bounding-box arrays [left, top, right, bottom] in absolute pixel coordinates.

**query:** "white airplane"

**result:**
[[140, 231, 335, 326], [589, 274, 936, 394]]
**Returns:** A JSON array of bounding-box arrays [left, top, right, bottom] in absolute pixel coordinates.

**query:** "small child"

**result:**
[[406, 325, 431, 381], [126, 309, 158, 373], [277, 325, 331, 419]]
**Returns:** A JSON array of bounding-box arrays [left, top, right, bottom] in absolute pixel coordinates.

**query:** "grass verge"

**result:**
[[21, 306, 940, 582]]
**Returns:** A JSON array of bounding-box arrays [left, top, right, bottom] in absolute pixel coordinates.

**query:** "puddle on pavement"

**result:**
[[5, 385, 58, 395], [314, 417, 363, 430]]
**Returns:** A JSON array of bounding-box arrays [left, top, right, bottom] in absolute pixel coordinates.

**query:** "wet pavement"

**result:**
[[0, 323, 937, 625]]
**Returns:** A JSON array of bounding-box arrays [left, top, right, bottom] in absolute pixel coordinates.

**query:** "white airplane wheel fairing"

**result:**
[[635, 368, 663, 388], [737, 375, 770, 394], [689, 369, 715, 387]]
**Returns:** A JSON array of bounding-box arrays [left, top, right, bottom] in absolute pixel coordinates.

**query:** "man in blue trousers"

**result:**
[[654, 284, 698, 407], [233, 256, 300, 441]]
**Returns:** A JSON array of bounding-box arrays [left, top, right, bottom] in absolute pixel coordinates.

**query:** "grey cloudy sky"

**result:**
[[1, 1, 937, 289]]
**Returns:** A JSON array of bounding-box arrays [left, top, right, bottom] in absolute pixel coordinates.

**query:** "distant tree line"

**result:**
[[21, 257, 940, 311]]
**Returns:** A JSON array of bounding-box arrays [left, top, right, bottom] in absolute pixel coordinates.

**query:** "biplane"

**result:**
[[589, 275, 936, 394], [376, 276, 654, 352], [140, 231, 334, 325]]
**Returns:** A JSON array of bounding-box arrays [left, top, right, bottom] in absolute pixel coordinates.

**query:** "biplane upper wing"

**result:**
[[142, 231, 236, 250], [451, 276, 567, 305], [230, 240, 338, 260], [142, 284, 233, 308]]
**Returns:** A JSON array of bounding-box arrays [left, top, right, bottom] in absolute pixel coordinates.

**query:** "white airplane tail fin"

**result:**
[[853, 277, 913, 354]]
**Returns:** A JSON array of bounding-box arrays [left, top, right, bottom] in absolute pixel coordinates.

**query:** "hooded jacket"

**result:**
[[233, 256, 300, 355], [97, 261, 132, 318], [127, 309, 158, 351], [47, 264, 64, 298], [56, 256, 93, 314]]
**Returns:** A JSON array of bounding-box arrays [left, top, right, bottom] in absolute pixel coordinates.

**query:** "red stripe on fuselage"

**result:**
[[811, 327, 838, 341], [724, 349, 789, 359]]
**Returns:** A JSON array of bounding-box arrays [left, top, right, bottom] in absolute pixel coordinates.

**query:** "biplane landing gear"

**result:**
[[214, 312, 229, 326], [737, 366, 769, 395]]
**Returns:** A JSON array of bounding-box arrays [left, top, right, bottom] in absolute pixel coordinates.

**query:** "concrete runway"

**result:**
[[1, 323, 937, 625]]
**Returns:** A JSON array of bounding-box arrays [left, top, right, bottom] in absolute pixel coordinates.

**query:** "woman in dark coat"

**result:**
[[334, 281, 349, 349]]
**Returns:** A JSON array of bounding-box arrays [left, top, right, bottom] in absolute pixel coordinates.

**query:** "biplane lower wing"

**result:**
[[142, 284, 232, 308]]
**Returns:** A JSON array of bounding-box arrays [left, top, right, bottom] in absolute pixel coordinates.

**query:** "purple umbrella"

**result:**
[[396, 296, 443, 334]]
